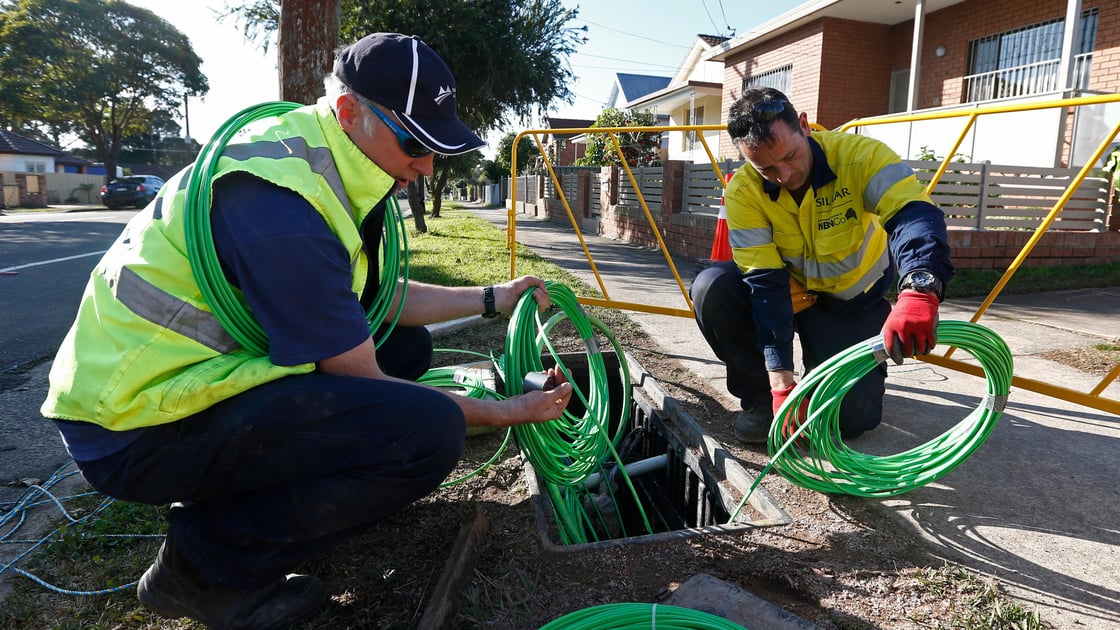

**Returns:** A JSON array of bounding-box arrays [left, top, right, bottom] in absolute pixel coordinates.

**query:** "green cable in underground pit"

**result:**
[[728, 319, 1014, 523], [501, 280, 657, 544], [183, 101, 408, 356]]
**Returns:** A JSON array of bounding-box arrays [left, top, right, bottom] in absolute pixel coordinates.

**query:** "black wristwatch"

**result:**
[[900, 270, 943, 300], [482, 285, 499, 318]]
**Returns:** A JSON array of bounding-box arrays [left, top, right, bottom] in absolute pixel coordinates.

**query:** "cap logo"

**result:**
[[434, 86, 455, 106]]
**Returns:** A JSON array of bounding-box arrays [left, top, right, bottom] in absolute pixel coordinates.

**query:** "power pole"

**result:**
[[277, 0, 340, 104]]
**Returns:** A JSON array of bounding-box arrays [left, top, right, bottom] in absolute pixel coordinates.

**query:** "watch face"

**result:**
[[906, 271, 937, 291]]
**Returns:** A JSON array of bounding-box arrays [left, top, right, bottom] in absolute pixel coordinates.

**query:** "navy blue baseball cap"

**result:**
[[333, 33, 484, 156]]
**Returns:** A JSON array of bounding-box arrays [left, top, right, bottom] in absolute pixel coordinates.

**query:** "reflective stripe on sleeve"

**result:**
[[728, 226, 772, 249], [863, 162, 914, 212]]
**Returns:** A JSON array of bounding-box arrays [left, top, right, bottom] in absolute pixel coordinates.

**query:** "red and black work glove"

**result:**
[[881, 291, 940, 365], [771, 383, 810, 446]]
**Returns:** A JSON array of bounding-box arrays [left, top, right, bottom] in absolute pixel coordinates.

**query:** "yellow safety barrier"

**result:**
[[510, 123, 726, 319], [842, 93, 1120, 415]]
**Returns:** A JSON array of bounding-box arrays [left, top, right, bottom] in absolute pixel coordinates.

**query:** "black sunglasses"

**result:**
[[729, 100, 792, 137], [366, 104, 434, 158]]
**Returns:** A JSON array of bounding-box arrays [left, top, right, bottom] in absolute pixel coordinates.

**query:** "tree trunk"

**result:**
[[430, 161, 451, 218], [278, 0, 340, 104], [408, 178, 427, 233]]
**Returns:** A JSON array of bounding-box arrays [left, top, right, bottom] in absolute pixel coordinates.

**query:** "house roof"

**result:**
[[612, 73, 673, 107], [697, 34, 730, 48], [0, 128, 92, 165], [545, 117, 596, 132], [706, 0, 968, 61]]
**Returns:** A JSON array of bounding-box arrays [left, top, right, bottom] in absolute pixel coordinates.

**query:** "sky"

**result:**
[[124, 0, 806, 158]]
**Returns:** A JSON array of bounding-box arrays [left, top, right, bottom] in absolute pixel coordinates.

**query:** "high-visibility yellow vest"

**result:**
[[726, 130, 931, 300], [42, 99, 395, 430]]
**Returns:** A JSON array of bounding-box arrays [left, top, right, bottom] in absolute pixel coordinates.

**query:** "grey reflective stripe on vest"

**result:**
[[802, 222, 889, 300], [112, 266, 240, 354], [222, 139, 354, 219], [728, 226, 772, 249], [864, 162, 914, 212]]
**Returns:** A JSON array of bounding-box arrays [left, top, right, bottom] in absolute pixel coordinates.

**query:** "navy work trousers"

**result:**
[[76, 325, 466, 589], [690, 262, 890, 438]]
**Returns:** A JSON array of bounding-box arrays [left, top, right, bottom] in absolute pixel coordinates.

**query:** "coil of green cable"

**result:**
[[501, 281, 660, 544], [504, 281, 632, 487], [539, 602, 747, 630], [183, 101, 408, 355], [767, 319, 1013, 497]]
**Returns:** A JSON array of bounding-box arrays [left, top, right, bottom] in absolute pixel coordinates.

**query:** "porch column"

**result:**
[[907, 0, 927, 112], [1058, 0, 1084, 93]]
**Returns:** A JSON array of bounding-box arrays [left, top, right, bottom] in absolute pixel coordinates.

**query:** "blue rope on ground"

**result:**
[[1, 462, 158, 596]]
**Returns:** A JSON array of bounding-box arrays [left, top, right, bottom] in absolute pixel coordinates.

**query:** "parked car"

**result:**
[[100, 175, 164, 209]]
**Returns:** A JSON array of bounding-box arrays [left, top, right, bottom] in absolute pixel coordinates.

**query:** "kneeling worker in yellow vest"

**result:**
[[41, 32, 572, 629], [690, 87, 954, 445]]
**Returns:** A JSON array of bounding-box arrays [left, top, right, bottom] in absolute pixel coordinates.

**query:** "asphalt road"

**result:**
[[0, 208, 135, 501]]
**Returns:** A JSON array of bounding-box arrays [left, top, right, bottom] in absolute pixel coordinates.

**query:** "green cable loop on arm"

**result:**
[[182, 101, 409, 355]]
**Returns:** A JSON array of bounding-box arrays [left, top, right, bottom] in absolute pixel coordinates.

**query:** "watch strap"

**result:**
[[482, 285, 499, 318]]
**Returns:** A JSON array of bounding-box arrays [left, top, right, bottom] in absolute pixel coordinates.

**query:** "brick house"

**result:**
[[0, 129, 93, 208], [705, 0, 1120, 168], [540, 117, 596, 166], [625, 35, 729, 164]]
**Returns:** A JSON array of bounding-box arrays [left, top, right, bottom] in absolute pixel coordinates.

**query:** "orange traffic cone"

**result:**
[[709, 172, 734, 262]]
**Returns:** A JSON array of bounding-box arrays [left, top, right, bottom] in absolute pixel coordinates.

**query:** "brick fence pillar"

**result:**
[[577, 169, 591, 217], [660, 161, 685, 220], [601, 165, 618, 208]]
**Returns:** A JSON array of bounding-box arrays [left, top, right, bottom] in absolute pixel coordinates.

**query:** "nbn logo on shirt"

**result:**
[[818, 208, 859, 231]]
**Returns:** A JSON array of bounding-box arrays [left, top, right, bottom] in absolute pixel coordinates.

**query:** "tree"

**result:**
[[218, 1, 337, 104], [493, 132, 541, 179], [0, 0, 208, 183], [222, 0, 582, 232], [575, 108, 662, 167], [277, 0, 339, 104]]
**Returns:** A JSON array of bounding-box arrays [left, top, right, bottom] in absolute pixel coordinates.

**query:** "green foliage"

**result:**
[[334, 0, 581, 135], [946, 260, 1120, 299], [0, 0, 208, 180], [574, 108, 662, 167], [916, 145, 970, 163], [481, 159, 506, 183], [1104, 146, 1120, 191], [493, 132, 541, 178]]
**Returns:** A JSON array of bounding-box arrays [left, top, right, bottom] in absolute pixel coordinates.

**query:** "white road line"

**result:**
[[1, 251, 105, 274]]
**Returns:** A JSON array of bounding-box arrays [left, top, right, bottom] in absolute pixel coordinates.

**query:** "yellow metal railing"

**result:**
[[503, 97, 1120, 415], [509, 124, 726, 319], [842, 93, 1120, 415]]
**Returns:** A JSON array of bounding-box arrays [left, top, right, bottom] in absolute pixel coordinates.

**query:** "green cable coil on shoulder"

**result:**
[[183, 101, 407, 356], [766, 319, 1014, 497], [539, 602, 747, 630]]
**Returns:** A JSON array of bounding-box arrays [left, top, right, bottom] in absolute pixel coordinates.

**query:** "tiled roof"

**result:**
[[698, 34, 730, 47], [0, 129, 91, 164], [616, 73, 672, 103]]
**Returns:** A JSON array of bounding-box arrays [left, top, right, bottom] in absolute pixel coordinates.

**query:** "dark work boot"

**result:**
[[733, 406, 773, 444], [138, 539, 326, 629]]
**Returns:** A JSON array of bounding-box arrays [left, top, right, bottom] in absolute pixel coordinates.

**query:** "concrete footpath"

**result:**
[[469, 202, 1120, 629]]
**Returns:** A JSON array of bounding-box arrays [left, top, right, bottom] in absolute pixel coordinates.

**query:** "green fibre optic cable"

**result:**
[[728, 320, 1013, 523], [502, 281, 656, 544], [418, 358, 515, 489], [539, 602, 747, 629], [504, 281, 632, 486], [183, 101, 407, 356]]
